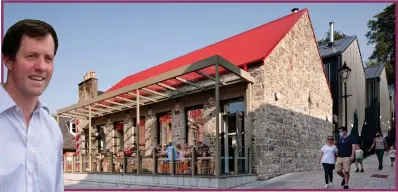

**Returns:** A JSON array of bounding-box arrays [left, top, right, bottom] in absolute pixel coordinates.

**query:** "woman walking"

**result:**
[[320, 136, 338, 188], [368, 132, 388, 170]]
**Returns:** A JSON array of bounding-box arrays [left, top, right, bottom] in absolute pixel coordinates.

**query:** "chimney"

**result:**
[[291, 8, 299, 13], [329, 22, 334, 44], [78, 71, 99, 102]]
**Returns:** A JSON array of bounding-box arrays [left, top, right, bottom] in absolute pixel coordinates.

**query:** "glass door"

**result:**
[[221, 97, 245, 174]]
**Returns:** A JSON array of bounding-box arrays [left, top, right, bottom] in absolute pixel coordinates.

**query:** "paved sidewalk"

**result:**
[[234, 154, 396, 189], [65, 154, 395, 189], [64, 180, 163, 189]]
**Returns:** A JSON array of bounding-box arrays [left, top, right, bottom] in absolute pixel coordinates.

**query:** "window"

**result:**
[[71, 123, 76, 133], [227, 102, 245, 114], [84, 133, 89, 149], [221, 97, 245, 148], [96, 125, 106, 153], [185, 105, 204, 147], [139, 119, 145, 150], [132, 117, 146, 151], [157, 112, 173, 149], [68, 121, 77, 135], [114, 121, 124, 153]]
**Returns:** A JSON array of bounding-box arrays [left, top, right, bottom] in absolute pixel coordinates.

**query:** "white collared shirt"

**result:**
[[0, 85, 64, 192]]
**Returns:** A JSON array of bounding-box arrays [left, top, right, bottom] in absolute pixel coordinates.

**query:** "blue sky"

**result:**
[[3, 3, 390, 114]]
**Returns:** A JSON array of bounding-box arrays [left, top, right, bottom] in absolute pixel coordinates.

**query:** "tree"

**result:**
[[365, 60, 379, 67], [317, 31, 349, 45], [365, 3, 395, 84]]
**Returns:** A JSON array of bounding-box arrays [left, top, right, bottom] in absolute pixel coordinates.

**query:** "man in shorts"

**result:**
[[336, 127, 356, 189]]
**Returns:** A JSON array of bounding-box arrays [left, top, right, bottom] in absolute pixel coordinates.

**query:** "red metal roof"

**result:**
[[106, 9, 308, 93]]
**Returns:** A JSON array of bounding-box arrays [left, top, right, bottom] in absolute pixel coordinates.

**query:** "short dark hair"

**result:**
[[339, 127, 347, 132], [2, 19, 58, 61]]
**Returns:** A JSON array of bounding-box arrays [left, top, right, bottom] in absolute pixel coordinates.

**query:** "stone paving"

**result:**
[[234, 154, 396, 189]]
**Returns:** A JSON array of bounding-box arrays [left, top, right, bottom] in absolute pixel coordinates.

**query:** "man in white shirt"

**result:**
[[0, 19, 63, 192]]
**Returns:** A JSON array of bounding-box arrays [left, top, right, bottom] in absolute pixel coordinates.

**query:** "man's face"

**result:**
[[5, 34, 55, 97]]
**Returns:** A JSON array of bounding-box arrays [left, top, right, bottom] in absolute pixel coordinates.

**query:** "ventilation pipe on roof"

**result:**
[[292, 8, 299, 13], [329, 22, 334, 44]]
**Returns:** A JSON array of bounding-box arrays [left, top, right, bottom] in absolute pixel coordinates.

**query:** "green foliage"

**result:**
[[365, 3, 395, 84], [365, 60, 379, 67], [317, 31, 349, 45]]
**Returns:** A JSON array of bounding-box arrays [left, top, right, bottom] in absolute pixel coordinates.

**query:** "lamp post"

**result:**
[[339, 61, 352, 130]]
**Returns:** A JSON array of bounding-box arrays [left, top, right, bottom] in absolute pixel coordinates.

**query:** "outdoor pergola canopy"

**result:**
[[57, 55, 255, 119]]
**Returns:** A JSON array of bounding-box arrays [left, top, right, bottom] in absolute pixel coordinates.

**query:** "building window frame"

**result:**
[[156, 111, 172, 149], [184, 104, 204, 147]]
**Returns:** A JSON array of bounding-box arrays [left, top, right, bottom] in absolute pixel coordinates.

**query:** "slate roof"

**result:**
[[58, 116, 76, 151], [105, 9, 311, 93], [318, 36, 357, 58], [364, 64, 385, 80]]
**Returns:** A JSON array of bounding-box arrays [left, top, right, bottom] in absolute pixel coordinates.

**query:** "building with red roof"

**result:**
[[59, 8, 333, 187]]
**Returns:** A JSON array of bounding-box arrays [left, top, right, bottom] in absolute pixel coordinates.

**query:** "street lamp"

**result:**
[[339, 61, 352, 130]]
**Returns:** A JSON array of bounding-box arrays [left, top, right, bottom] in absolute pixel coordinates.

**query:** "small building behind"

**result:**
[[364, 64, 391, 137], [318, 25, 367, 138]]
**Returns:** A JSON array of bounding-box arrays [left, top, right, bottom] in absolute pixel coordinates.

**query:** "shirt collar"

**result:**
[[0, 83, 50, 114]]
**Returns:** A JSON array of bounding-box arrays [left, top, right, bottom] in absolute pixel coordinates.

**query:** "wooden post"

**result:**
[[72, 155, 75, 172], [170, 148, 175, 175], [152, 149, 157, 175], [79, 154, 83, 173], [191, 147, 196, 176], [63, 155, 66, 172], [99, 153, 103, 173], [122, 152, 126, 174], [110, 152, 115, 173]]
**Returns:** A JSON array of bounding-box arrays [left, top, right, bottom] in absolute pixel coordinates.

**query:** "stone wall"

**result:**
[[123, 113, 134, 151], [78, 71, 99, 102], [203, 96, 216, 153], [104, 118, 115, 153], [76, 119, 89, 155], [144, 109, 156, 156], [249, 12, 333, 179], [171, 102, 185, 146]]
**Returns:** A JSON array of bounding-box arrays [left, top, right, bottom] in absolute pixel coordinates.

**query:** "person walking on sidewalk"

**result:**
[[354, 144, 364, 172], [335, 127, 356, 190], [320, 136, 338, 189], [368, 132, 388, 170], [389, 146, 395, 166]]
